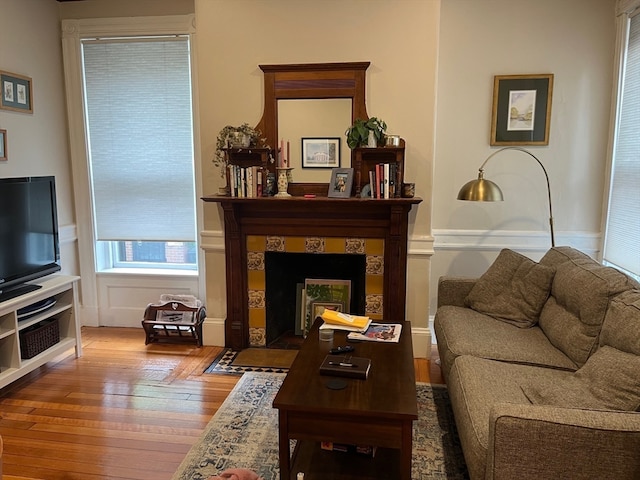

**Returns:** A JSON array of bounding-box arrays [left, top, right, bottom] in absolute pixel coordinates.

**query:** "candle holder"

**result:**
[[275, 167, 293, 197]]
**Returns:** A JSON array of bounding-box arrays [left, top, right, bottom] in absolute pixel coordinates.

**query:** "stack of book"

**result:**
[[227, 165, 263, 197], [368, 163, 399, 199]]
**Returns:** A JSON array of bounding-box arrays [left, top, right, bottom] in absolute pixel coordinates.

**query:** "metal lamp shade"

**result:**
[[457, 173, 504, 201]]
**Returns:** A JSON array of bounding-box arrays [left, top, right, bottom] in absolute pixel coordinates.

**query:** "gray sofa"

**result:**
[[434, 246, 640, 480]]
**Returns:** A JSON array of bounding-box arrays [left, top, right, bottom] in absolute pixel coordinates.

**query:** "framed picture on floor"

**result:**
[[303, 278, 351, 336], [491, 73, 553, 146]]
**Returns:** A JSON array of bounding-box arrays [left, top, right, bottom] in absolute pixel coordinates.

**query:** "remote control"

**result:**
[[329, 345, 355, 355]]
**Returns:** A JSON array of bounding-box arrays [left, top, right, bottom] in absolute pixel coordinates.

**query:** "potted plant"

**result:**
[[345, 117, 387, 149], [214, 123, 266, 176]]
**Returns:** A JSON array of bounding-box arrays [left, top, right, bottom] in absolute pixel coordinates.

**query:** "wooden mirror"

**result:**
[[255, 62, 370, 195]]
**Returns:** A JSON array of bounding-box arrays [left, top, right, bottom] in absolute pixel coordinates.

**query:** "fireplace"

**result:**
[[249, 236, 379, 347], [264, 251, 366, 346], [202, 196, 421, 350]]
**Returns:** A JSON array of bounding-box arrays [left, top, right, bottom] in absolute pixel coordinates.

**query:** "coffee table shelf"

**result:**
[[291, 441, 400, 480]]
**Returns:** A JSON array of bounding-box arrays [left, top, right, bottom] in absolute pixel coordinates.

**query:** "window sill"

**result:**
[[97, 268, 198, 277]]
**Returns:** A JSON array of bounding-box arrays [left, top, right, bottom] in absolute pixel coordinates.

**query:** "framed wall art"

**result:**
[[1, 71, 33, 114], [0, 129, 6, 161], [490, 73, 553, 146], [328, 167, 354, 198], [301, 137, 340, 168]]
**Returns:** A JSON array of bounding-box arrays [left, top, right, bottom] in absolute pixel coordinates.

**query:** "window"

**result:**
[[603, 3, 640, 280], [81, 36, 197, 271]]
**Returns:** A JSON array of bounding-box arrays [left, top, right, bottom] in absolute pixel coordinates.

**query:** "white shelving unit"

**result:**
[[0, 275, 81, 390]]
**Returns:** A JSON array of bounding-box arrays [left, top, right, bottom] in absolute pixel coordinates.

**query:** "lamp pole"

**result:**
[[461, 146, 555, 247]]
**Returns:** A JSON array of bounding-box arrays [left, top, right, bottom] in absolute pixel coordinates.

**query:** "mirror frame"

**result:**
[[256, 62, 370, 195]]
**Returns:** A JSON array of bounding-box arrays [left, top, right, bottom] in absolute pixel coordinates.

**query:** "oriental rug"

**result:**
[[172, 372, 469, 480]]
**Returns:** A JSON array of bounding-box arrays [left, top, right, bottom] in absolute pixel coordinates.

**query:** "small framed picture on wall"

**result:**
[[0, 129, 7, 161], [1, 71, 33, 114]]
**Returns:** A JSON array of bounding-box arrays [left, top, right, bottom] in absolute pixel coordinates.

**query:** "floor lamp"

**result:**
[[456, 146, 555, 247]]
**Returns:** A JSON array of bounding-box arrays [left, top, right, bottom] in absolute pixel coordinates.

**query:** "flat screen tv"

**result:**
[[0, 176, 61, 303]]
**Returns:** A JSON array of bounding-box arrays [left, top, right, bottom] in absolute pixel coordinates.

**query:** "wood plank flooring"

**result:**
[[0, 327, 442, 480]]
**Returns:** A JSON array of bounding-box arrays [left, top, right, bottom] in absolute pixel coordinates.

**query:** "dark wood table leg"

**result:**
[[400, 420, 413, 480], [278, 411, 290, 480]]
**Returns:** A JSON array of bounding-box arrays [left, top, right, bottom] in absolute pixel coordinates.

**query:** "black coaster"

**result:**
[[326, 378, 348, 390]]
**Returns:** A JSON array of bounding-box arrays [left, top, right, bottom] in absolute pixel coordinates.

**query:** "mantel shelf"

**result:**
[[202, 195, 422, 205]]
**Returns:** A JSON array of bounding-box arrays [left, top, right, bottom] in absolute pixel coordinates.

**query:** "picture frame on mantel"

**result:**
[[328, 168, 354, 198], [490, 73, 553, 146], [1, 71, 33, 114], [0, 129, 7, 161]]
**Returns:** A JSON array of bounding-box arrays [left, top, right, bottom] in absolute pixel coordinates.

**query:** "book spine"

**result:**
[[383, 163, 390, 199]]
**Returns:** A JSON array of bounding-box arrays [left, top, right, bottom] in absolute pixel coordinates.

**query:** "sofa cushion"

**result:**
[[521, 346, 640, 411], [434, 305, 577, 380], [447, 356, 573, 480], [465, 249, 555, 328], [599, 289, 640, 355], [538, 248, 635, 367]]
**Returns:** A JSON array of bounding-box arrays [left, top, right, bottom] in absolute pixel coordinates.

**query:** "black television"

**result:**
[[0, 176, 61, 303]]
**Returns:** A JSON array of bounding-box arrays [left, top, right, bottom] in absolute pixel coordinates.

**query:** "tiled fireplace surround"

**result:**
[[203, 196, 421, 351], [247, 234, 384, 346]]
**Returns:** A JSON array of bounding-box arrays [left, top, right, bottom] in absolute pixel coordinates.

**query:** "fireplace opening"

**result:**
[[265, 252, 366, 347]]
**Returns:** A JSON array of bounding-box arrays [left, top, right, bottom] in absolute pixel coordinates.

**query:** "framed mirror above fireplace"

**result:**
[[255, 62, 370, 195]]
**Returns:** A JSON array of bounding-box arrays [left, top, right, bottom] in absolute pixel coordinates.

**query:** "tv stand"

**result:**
[[0, 275, 81, 390], [0, 283, 42, 303]]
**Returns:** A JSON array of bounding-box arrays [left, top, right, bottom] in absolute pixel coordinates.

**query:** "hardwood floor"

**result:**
[[0, 327, 442, 480]]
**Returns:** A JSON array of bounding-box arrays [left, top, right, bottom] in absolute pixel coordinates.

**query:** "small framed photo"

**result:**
[[328, 168, 354, 198], [301, 137, 340, 168], [1, 71, 33, 114], [491, 74, 553, 146], [0, 129, 6, 161]]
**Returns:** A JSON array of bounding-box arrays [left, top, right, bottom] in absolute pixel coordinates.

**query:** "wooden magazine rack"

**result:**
[[141, 301, 206, 346]]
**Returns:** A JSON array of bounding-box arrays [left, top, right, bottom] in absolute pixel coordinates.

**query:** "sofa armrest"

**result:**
[[487, 402, 640, 480], [437, 276, 477, 308]]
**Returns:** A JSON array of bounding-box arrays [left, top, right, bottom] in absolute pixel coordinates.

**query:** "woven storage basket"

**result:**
[[19, 318, 60, 359]]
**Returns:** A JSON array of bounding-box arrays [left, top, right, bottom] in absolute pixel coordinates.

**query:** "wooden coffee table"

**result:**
[[273, 319, 418, 480]]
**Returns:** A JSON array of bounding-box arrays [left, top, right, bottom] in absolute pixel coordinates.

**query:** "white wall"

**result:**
[[195, 0, 440, 338], [431, 0, 616, 314], [0, 0, 78, 276]]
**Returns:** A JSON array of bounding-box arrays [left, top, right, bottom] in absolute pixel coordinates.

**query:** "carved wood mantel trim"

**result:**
[[202, 196, 422, 350]]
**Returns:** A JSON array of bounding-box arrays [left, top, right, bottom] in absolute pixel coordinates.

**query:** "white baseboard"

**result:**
[[202, 317, 226, 347], [411, 327, 432, 359]]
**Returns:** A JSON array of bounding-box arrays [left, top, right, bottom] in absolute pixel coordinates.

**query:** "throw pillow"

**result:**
[[465, 248, 555, 327], [521, 346, 640, 411]]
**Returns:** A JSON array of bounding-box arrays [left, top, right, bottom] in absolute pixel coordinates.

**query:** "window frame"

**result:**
[[601, 1, 640, 281], [61, 15, 203, 316]]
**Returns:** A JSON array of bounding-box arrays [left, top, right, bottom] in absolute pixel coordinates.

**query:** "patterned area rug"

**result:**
[[172, 372, 469, 480]]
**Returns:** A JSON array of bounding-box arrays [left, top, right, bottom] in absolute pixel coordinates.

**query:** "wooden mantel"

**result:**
[[202, 196, 422, 350]]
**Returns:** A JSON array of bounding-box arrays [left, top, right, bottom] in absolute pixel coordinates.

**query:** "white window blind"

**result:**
[[82, 37, 196, 242], [604, 12, 640, 277]]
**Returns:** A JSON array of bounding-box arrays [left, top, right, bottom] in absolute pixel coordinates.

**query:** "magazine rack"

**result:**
[[141, 301, 206, 346]]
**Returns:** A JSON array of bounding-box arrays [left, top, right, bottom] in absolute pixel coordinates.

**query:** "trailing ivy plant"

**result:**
[[345, 117, 387, 149], [214, 123, 266, 177]]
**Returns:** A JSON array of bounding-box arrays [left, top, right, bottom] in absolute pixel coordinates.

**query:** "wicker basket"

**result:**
[[19, 318, 60, 359]]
